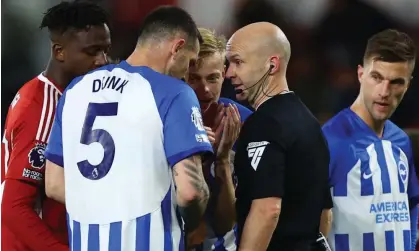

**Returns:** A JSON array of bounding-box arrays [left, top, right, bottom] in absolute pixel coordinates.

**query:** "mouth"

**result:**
[[374, 101, 390, 111], [232, 83, 244, 91], [199, 99, 213, 104]]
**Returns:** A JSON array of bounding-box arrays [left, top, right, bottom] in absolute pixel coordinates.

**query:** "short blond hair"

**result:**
[[198, 28, 226, 60]]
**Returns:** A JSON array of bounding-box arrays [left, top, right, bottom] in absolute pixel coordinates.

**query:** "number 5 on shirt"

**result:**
[[77, 102, 118, 180]]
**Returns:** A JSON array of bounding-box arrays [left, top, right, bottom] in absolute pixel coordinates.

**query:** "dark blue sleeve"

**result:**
[[407, 143, 419, 206], [236, 105, 252, 123], [322, 125, 335, 185], [44, 92, 66, 167], [164, 88, 213, 167], [409, 163, 419, 202], [410, 206, 418, 250], [219, 98, 253, 152], [218, 98, 253, 123]]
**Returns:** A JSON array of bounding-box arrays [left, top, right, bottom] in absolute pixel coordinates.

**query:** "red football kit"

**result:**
[[1, 74, 68, 251]]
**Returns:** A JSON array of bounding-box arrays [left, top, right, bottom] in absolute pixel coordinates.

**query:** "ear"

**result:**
[[222, 64, 226, 79], [357, 64, 364, 83], [52, 43, 65, 62], [170, 39, 186, 56], [268, 56, 280, 74], [406, 76, 413, 90]]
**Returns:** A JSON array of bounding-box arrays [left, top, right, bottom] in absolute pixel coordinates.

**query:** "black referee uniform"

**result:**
[[234, 92, 332, 251]]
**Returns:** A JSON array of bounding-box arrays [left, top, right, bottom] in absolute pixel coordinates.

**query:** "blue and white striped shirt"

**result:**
[[45, 61, 213, 251], [322, 108, 419, 251], [193, 98, 252, 251]]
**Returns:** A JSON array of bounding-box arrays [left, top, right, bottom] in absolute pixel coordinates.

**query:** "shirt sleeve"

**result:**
[[233, 102, 253, 152], [5, 106, 49, 185], [164, 88, 213, 167], [410, 206, 418, 250], [244, 115, 286, 200], [1, 179, 69, 251], [407, 140, 419, 207], [323, 186, 333, 209], [44, 93, 65, 167]]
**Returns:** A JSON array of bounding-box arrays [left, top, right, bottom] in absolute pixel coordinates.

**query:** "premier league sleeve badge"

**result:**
[[28, 142, 47, 169]]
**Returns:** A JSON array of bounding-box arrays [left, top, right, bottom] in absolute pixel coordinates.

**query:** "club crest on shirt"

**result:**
[[28, 143, 46, 169], [398, 159, 408, 183], [191, 106, 205, 132]]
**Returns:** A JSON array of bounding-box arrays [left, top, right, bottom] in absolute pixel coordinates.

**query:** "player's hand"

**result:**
[[203, 102, 224, 128], [212, 103, 225, 131], [204, 126, 216, 146], [212, 104, 226, 150], [217, 104, 241, 160], [187, 220, 207, 250]]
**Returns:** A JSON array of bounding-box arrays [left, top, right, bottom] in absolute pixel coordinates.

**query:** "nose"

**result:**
[[95, 52, 108, 67], [203, 83, 210, 93], [379, 80, 391, 98], [226, 64, 235, 79], [196, 81, 210, 94]]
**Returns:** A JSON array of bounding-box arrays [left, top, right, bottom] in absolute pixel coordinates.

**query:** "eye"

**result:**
[[207, 76, 219, 83], [390, 79, 405, 85], [85, 49, 99, 56], [371, 74, 382, 82], [85, 46, 110, 57], [189, 75, 199, 81]]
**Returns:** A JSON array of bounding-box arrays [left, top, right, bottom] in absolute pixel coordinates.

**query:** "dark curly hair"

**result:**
[[40, 1, 110, 35]]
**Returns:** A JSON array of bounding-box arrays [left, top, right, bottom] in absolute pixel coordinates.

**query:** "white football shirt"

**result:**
[[45, 61, 213, 251]]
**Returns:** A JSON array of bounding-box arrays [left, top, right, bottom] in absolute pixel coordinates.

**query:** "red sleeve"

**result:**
[[6, 102, 51, 184], [2, 180, 68, 251], [2, 84, 66, 251]]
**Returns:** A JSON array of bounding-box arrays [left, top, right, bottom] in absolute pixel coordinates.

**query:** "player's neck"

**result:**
[[350, 98, 385, 138], [126, 46, 167, 74], [253, 76, 289, 110], [44, 61, 72, 89]]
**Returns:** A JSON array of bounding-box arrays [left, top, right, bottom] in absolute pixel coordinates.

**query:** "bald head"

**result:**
[[226, 22, 291, 107], [227, 22, 291, 68]]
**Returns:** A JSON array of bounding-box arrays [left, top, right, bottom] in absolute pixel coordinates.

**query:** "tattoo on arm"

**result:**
[[174, 155, 209, 232], [229, 151, 235, 172], [184, 161, 205, 193]]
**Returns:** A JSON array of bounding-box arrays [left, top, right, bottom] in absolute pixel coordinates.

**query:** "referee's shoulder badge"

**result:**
[[28, 142, 47, 169], [247, 141, 269, 170], [191, 106, 205, 132]]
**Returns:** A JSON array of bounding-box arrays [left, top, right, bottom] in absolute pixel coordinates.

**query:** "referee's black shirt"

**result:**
[[234, 93, 332, 251]]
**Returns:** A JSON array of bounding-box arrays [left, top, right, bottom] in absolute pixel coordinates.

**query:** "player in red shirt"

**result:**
[[1, 2, 111, 250]]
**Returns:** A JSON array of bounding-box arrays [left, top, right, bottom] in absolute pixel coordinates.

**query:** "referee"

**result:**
[[225, 22, 332, 251]]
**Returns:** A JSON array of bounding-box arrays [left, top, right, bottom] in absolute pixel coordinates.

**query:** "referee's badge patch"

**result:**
[[247, 141, 269, 170], [28, 143, 47, 169], [191, 106, 205, 132]]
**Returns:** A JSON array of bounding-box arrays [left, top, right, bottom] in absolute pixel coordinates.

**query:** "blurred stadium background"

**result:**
[[1, 0, 418, 162]]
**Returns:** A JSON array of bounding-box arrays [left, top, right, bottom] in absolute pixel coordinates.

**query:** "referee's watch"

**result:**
[[312, 232, 332, 251]]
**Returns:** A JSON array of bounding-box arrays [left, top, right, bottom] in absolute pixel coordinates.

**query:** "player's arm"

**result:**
[[211, 151, 236, 235], [163, 87, 214, 232], [320, 186, 333, 236], [45, 160, 65, 203], [320, 128, 335, 237], [406, 139, 419, 249], [210, 104, 241, 234], [173, 155, 209, 231], [410, 205, 418, 250], [239, 118, 284, 251], [2, 104, 68, 250], [44, 93, 66, 204]]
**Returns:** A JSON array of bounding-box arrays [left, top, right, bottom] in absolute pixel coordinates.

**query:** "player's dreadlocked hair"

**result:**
[[39, 1, 110, 35]]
